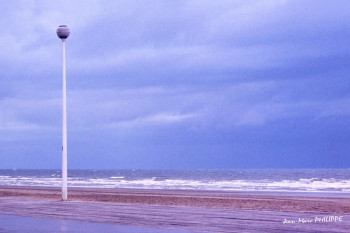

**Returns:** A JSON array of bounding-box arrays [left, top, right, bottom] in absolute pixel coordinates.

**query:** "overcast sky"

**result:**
[[1, 0, 350, 169]]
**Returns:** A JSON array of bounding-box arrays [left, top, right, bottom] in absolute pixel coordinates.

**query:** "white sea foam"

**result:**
[[1, 176, 349, 193]]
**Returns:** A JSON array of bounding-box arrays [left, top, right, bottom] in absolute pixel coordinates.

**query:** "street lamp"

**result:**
[[56, 25, 70, 201]]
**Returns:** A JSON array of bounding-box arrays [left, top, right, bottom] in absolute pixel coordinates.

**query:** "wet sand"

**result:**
[[0, 186, 349, 232], [0, 214, 194, 233]]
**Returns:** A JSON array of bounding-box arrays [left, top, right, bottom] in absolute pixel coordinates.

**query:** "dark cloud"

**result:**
[[1, 0, 350, 168]]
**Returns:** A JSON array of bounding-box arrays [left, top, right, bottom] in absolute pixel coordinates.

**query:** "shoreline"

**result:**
[[0, 185, 349, 213]]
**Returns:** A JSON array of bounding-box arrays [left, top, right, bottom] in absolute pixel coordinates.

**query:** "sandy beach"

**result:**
[[0, 186, 349, 232], [0, 186, 350, 213]]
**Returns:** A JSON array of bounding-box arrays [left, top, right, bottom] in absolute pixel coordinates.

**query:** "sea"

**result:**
[[0, 169, 349, 196]]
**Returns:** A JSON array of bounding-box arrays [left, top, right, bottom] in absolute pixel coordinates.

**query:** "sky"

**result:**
[[0, 0, 350, 169]]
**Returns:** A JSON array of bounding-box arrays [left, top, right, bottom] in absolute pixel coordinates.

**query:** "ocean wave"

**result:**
[[0, 176, 350, 193]]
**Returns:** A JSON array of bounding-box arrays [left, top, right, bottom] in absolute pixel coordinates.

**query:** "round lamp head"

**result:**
[[57, 25, 70, 40]]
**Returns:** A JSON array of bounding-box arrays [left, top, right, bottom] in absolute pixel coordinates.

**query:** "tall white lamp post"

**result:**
[[56, 25, 70, 201]]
